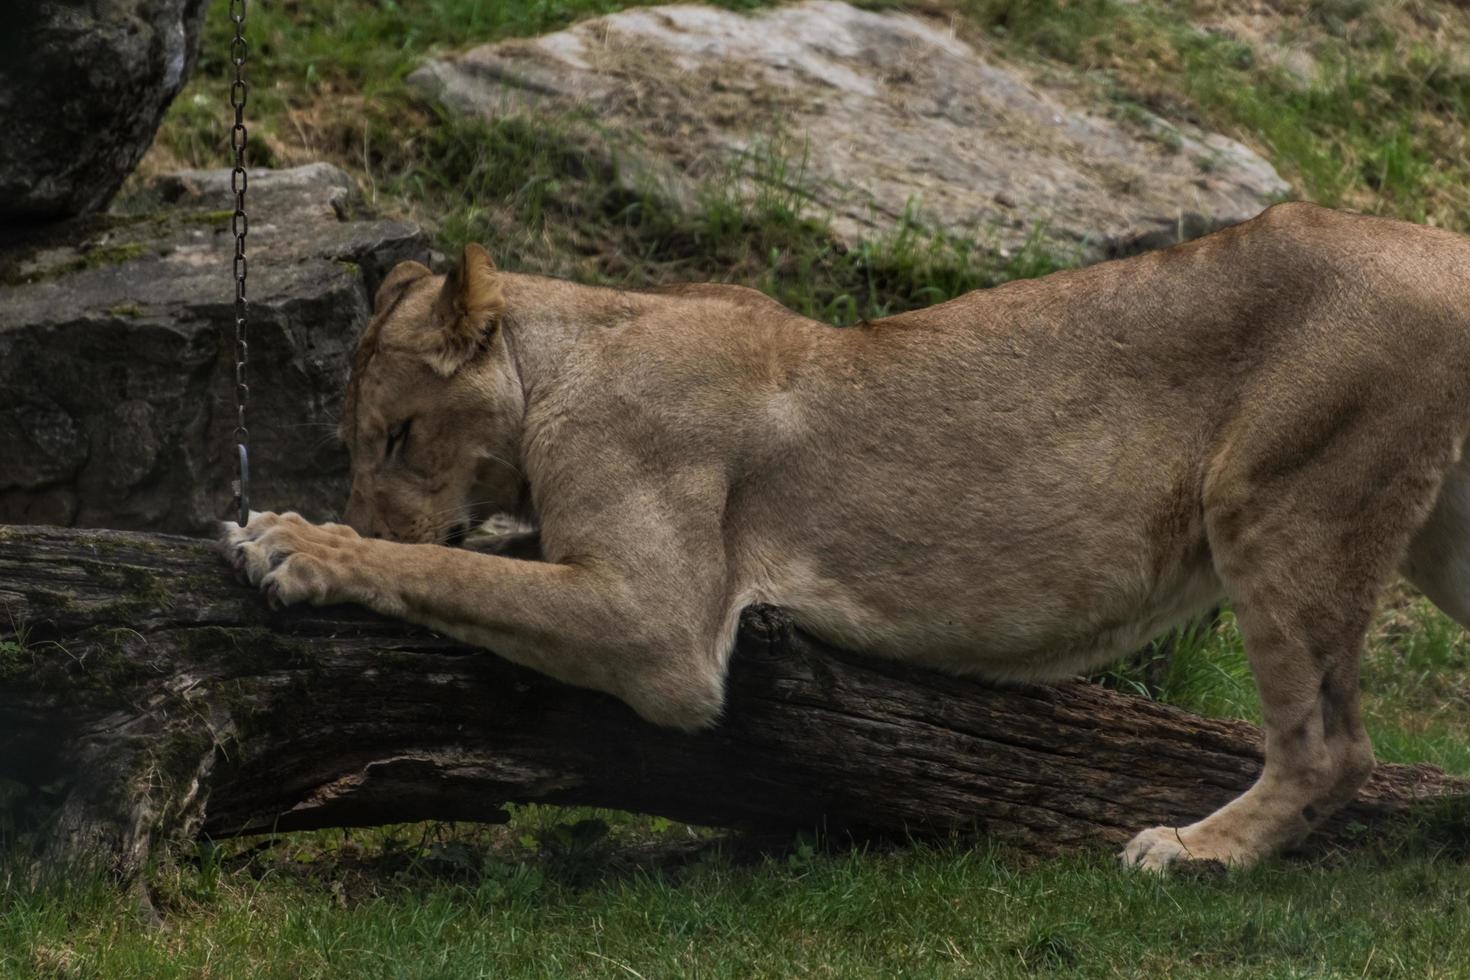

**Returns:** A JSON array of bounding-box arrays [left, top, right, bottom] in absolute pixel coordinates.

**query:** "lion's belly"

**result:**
[[736, 512, 1223, 682]]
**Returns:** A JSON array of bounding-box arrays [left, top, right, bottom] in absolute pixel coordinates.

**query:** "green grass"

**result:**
[[1361, 597, 1470, 775], [372, 107, 1070, 323], [1101, 593, 1470, 776], [172, 0, 774, 146], [960, 0, 1470, 229], [1095, 612, 1260, 724], [8, 818, 1470, 978]]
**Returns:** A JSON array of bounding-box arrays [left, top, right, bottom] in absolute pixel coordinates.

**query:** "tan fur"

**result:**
[[225, 208, 1470, 870]]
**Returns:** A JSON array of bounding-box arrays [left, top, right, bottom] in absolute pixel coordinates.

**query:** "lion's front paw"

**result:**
[[219, 511, 363, 609]]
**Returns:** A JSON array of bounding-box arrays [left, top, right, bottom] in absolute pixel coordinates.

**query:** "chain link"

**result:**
[[229, 0, 251, 526]]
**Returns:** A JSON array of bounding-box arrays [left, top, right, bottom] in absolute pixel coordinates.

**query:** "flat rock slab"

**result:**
[[0, 163, 427, 533], [409, 0, 1289, 257]]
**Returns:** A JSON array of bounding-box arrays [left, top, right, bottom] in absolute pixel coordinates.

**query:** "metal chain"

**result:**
[[229, 0, 251, 526]]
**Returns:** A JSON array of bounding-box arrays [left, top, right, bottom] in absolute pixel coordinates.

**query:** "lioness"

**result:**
[[224, 202, 1470, 871]]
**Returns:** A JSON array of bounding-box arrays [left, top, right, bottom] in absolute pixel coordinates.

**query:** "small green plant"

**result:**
[[1093, 611, 1259, 723], [0, 620, 32, 681]]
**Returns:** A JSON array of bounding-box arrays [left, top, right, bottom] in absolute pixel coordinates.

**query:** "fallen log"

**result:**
[[0, 523, 1464, 877]]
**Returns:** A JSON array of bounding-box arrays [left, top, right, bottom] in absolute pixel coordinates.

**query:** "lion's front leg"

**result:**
[[221, 509, 730, 732]]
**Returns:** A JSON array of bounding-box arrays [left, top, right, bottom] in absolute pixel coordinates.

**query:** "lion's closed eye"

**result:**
[[385, 419, 411, 460]]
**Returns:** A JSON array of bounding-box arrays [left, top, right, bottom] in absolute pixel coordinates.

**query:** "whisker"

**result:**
[[419, 498, 520, 522], [477, 451, 525, 479]]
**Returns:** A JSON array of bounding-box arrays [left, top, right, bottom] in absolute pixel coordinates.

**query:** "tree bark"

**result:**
[[1, 524, 1464, 878]]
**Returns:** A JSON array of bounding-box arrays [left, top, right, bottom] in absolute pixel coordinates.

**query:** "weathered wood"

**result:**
[[0, 524, 1464, 877]]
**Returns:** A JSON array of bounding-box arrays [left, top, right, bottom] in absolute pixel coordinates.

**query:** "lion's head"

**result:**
[[340, 244, 526, 544]]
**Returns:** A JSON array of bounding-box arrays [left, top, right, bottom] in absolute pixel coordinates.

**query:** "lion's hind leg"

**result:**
[[1124, 420, 1457, 872], [1123, 525, 1380, 871]]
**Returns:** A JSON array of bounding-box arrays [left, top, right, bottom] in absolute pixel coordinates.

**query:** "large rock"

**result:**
[[409, 0, 1290, 257], [0, 0, 208, 222], [0, 163, 427, 533]]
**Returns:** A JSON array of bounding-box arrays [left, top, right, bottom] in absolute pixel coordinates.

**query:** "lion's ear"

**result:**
[[428, 243, 504, 377], [373, 260, 432, 314]]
